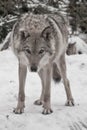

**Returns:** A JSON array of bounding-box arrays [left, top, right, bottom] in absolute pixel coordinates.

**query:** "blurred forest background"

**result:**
[[0, 0, 87, 43]]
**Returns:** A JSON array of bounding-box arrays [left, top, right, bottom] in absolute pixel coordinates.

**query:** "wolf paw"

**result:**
[[42, 108, 53, 115], [34, 99, 43, 105], [13, 102, 25, 114], [13, 107, 24, 114], [42, 103, 53, 115], [65, 99, 75, 106]]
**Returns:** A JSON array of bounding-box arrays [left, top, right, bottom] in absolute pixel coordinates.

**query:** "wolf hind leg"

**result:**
[[34, 69, 45, 106], [52, 62, 61, 82], [58, 55, 74, 106]]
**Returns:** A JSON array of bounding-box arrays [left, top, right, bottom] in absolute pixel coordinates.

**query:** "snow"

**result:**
[[0, 49, 87, 130], [79, 34, 87, 43], [0, 32, 11, 50], [0, 15, 17, 27], [68, 36, 87, 54]]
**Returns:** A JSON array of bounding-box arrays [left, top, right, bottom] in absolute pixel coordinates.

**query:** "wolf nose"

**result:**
[[31, 66, 37, 72]]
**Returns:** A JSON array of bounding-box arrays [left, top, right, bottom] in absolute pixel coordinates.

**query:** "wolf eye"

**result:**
[[25, 49, 31, 54], [39, 48, 45, 55]]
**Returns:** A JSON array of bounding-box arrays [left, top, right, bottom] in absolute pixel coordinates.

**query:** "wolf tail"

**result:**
[[0, 31, 11, 51], [52, 63, 61, 82]]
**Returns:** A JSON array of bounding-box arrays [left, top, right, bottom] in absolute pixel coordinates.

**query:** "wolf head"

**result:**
[[17, 25, 56, 72]]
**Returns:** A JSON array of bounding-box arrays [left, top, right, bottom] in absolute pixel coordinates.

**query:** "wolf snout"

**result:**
[[30, 65, 37, 72]]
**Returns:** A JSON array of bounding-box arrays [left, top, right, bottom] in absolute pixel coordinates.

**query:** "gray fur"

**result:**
[[66, 42, 77, 55], [6, 13, 74, 114]]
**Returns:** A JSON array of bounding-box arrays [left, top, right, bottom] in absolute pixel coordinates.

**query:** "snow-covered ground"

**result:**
[[0, 49, 87, 130], [68, 36, 87, 54]]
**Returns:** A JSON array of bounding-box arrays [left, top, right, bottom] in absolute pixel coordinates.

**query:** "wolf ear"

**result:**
[[19, 29, 30, 40], [41, 26, 52, 40]]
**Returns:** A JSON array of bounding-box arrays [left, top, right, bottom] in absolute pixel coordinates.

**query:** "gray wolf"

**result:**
[[1, 13, 74, 114], [66, 42, 77, 55], [67, 36, 87, 55]]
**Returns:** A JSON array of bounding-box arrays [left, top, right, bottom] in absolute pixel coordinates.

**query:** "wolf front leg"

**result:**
[[13, 62, 27, 114], [42, 64, 53, 115], [58, 54, 74, 106], [34, 67, 53, 115]]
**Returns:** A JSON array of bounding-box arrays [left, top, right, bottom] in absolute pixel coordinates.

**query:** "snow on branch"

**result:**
[[0, 15, 18, 27], [26, 3, 60, 14]]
